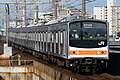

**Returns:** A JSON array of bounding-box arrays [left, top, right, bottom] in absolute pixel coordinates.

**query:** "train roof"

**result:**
[[69, 19, 107, 23], [9, 19, 107, 32]]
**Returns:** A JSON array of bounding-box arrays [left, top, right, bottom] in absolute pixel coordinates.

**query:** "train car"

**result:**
[[8, 19, 109, 74]]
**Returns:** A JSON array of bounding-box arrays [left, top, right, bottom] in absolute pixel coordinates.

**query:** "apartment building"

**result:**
[[94, 0, 120, 36]]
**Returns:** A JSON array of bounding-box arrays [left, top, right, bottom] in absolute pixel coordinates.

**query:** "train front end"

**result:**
[[68, 19, 109, 72]]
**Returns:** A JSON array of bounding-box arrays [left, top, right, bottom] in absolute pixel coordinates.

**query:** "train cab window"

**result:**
[[69, 21, 107, 48], [69, 22, 81, 40], [82, 22, 107, 40]]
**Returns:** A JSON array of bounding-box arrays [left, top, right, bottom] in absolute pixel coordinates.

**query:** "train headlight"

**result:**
[[98, 50, 100, 55], [70, 64, 73, 66], [101, 60, 104, 63], [76, 51, 79, 54]]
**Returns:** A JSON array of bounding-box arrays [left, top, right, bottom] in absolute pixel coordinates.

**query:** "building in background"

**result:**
[[111, 6, 120, 36], [93, 6, 107, 21], [94, 0, 120, 36], [107, 0, 116, 36]]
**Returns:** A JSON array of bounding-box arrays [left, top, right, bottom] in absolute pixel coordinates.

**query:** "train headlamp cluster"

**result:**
[[70, 50, 106, 55]]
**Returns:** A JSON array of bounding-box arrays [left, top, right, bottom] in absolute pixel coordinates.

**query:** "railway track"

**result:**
[[0, 37, 120, 80]]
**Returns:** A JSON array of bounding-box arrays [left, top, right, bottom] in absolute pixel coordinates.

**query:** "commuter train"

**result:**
[[8, 19, 109, 74]]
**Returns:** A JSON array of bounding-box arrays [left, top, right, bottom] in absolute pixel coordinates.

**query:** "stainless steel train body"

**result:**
[[8, 19, 109, 73]]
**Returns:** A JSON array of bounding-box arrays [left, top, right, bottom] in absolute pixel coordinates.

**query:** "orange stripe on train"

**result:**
[[70, 50, 107, 55]]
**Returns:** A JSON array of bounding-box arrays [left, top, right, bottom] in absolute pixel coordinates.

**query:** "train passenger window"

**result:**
[[47, 33, 50, 42], [60, 32, 63, 43], [52, 33, 54, 42], [56, 32, 58, 43]]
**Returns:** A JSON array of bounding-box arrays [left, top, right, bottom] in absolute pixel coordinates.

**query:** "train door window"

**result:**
[[51, 32, 54, 43], [41, 32, 43, 42], [41, 32, 43, 50], [47, 32, 50, 42], [35, 32, 38, 49], [20, 33, 21, 39], [22, 33, 24, 39], [32, 32, 34, 41], [60, 31, 63, 44], [41, 32, 44, 50], [35, 32, 37, 41], [13, 33, 15, 38], [38, 32, 40, 50], [32, 33, 34, 49], [51, 32, 54, 53], [14, 33, 16, 38], [36, 32, 38, 50], [47, 32, 50, 52], [60, 31, 63, 54], [44, 32, 45, 51], [43, 32, 45, 51], [40, 32, 42, 50], [12, 33, 14, 37], [63, 30, 66, 55], [24, 33, 27, 40], [33, 32, 35, 41], [30, 33, 32, 40], [37, 32, 39, 42], [38, 32, 40, 41], [30, 32, 32, 41], [56, 32, 58, 43], [53, 32, 56, 53], [37, 32, 40, 51], [50, 32, 52, 52], [31, 33, 33, 48], [32, 32, 35, 41], [10, 32, 12, 37], [43, 32, 46, 51], [18, 33, 19, 38], [34, 32, 36, 42], [46, 32, 48, 51], [31, 32, 33, 40], [44, 32, 46, 42], [58, 31, 61, 54], [30, 33, 31, 40], [29, 33, 31, 40], [35, 32, 36, 42]]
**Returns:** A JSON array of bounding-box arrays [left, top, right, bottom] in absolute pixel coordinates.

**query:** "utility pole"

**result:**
[[52, 0, 58, 19], [22, 0, 26, 27], [36, 6, 39, 24], [82, 0, 86, 16], [5, 4, 9, 46], [16, 0, 18, 27]]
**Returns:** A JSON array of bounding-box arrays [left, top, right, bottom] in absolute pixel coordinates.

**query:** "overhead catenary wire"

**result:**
[[0, 0, 97, 20], [64, 0, 97, 9]]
